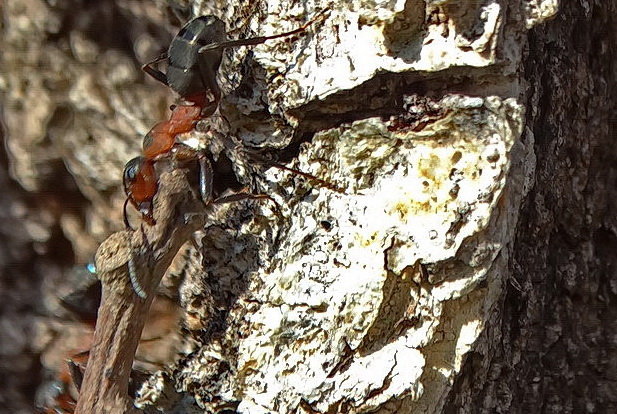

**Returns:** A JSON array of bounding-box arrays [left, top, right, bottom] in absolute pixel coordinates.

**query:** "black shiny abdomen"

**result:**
[[167, 15, 227, 97]]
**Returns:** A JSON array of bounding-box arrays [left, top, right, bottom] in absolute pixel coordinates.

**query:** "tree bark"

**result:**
[[1, 0, 615, 413]]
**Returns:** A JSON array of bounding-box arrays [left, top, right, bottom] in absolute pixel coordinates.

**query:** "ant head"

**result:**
[[123, 157, 157, 228], [123, 156, 146, 196]]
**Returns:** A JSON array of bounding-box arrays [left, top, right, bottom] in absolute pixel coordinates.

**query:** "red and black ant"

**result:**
[[123, 104, 204, 227], [122, 101, 276, 230], [123, 10, 335, 229], [38, 353, 88, 414]]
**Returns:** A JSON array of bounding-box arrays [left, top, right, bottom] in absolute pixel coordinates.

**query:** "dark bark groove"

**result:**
[[446, 1, 617, 412]]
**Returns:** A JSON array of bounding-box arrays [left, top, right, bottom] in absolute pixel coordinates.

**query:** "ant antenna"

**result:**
[[123, 198, 134, 231], [199, 9, 328, 53]]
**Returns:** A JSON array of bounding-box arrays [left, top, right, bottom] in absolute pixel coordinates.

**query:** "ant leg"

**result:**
[[170, 144, 215, 205], [267, 160, 345, 193], [213, 190, 280, 211], [210, 132, 344, 192], [142, 52, 169, 85], [198, 153, 214, 205], [248, 151, 346, 193], [213, 190, 284, 226], [123, 198, 135, 231]]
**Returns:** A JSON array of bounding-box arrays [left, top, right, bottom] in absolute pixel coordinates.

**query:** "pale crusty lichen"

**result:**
[[249, 0, 555, 113], [215, 96, 524, 413], [128, 0, 545, 412]]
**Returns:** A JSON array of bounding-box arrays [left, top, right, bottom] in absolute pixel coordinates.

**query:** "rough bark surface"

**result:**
[[0, 0, 614, 413], [446, 0, 617, 412]]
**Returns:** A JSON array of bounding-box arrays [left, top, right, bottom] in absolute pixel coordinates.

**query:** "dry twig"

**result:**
[[75, 169, 207, 413]]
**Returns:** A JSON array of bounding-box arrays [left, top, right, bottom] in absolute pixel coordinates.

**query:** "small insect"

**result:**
[[121, 105, 342, 229], [122, 99, 223, 229], [142, 12, 325, 114], [37, 351, 89, 414], [123, 10, 333, 229], [122, 136, 272, 231]]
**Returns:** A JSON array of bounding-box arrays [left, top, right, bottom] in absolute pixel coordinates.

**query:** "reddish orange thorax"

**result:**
[[142, 105, 202, 158], [143, 121, 174, 158], [168, 105, 201, 134]]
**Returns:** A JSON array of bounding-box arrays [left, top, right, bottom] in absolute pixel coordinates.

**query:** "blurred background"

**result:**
[[0, 1, 192, 411]]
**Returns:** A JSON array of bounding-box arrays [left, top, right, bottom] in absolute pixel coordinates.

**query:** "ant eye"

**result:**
[[123, 157, 143, 182]]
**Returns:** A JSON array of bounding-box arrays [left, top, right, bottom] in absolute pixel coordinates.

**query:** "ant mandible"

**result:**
[[122, 11, 326, 228]]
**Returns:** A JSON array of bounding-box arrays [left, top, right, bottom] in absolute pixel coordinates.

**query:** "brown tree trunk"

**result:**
[[0, 0, 615, 413], [446, 1, 617, 412]]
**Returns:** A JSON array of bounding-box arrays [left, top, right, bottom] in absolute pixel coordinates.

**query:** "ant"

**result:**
[[123, 104, 204, 227], [123, 10, 334, 229], [122, 102, 271, 229], [38, 354, 87, 414], [141, 12, 325, 114]]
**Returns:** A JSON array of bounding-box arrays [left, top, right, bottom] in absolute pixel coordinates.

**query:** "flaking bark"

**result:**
[[0, 0, 615, 413]]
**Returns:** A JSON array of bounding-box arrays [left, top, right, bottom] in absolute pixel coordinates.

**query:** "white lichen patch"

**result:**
[[523, 0, 560, 28], [244, 0, 556, 112], [224, 96, 524, 412]]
